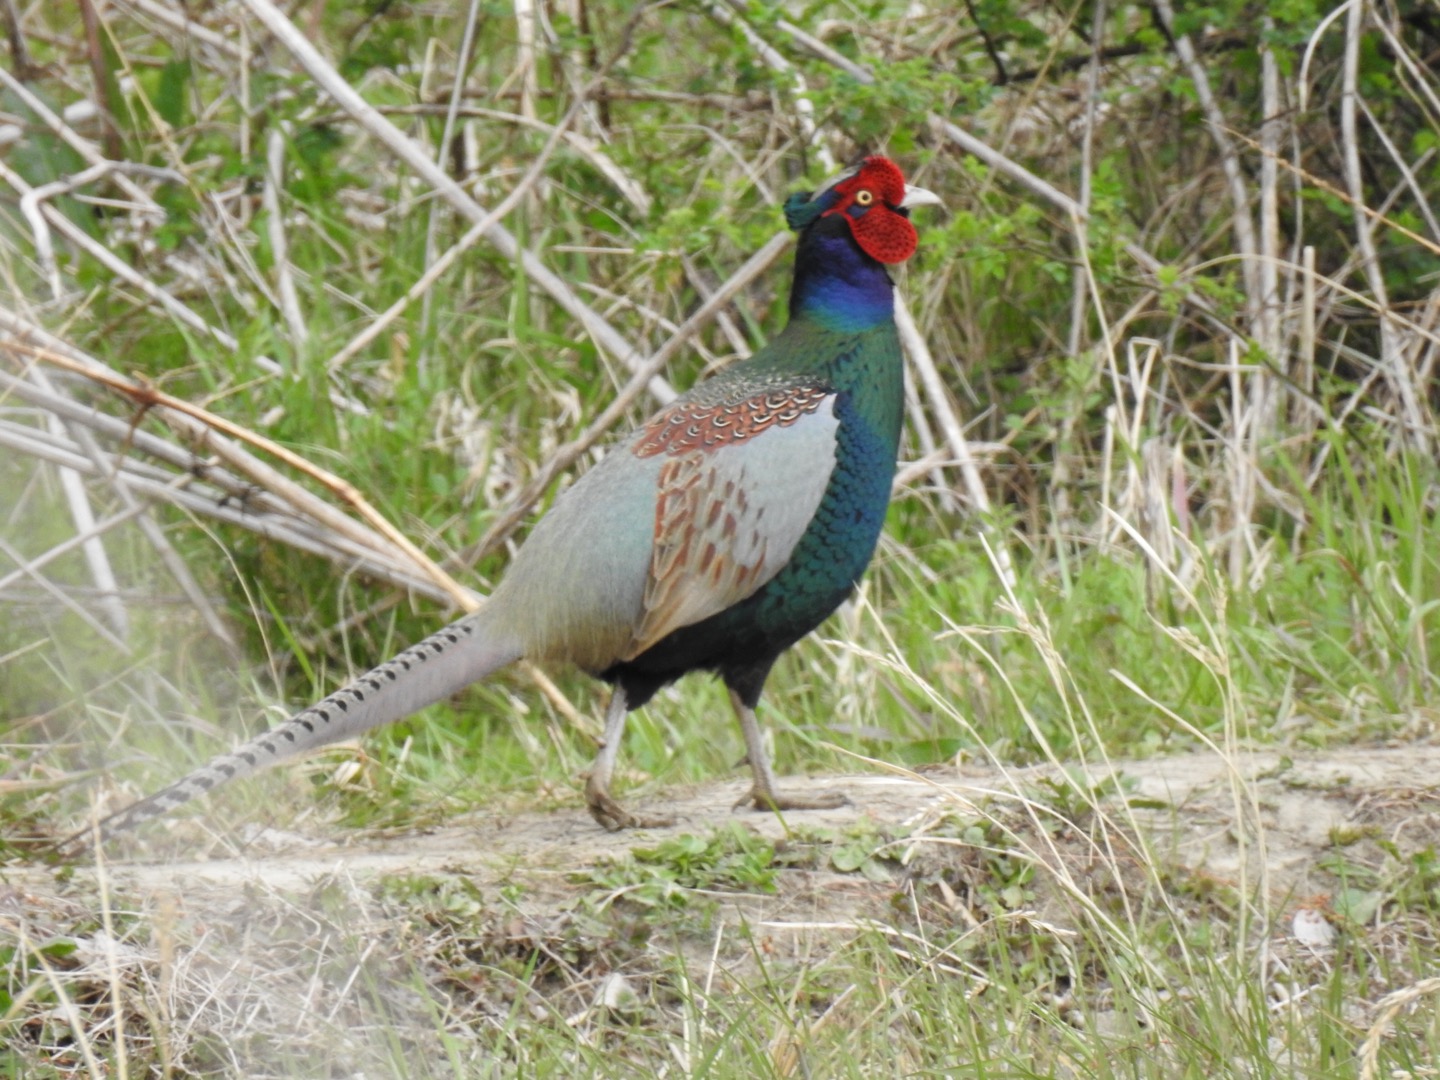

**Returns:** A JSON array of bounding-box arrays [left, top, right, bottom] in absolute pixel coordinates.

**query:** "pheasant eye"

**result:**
[[854, 189, 875, 206]]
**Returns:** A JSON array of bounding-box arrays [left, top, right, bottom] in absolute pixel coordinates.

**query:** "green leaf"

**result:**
[[157, 59, 192, 128]]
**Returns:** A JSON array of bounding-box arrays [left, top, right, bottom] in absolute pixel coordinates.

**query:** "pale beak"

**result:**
[[899, 184, 943, 210]]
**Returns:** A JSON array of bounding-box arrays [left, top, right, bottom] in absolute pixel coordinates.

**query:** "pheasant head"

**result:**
[[784, 156, 941, 264], [783, 156, 940, 330]]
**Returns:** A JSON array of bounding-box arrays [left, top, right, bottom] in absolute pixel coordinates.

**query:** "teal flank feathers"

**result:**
[[65, 157, 941, 851]]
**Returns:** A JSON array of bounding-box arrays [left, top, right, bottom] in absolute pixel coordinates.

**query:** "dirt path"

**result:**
[[90, 742, 1440, 907]]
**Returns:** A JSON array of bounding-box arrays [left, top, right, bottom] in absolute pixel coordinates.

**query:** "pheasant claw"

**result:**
[[584, 781, 675, 832], [735, 786, 852, 814]]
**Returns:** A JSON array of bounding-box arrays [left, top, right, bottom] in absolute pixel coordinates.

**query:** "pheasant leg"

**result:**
[[729, 689, 850, 813], [584, 687, 673, 831]]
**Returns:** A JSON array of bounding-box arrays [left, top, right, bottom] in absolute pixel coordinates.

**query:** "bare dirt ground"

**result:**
[[44, 742, 1440, 912]]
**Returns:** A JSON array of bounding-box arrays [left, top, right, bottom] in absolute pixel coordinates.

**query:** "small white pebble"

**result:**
[[1291, 907, 1336, 948]]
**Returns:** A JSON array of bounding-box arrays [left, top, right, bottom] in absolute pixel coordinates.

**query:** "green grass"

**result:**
[[5, 0, 1440, 1075]]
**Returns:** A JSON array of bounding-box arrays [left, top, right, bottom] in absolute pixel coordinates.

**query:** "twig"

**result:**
[[264, 129, 308, 348], [42, 409, 132, 639], [0, 97, 98, 152], [8, 156, 161, 639], [893, 298, 1014, 587], [899, 370, 955, 513], [1227, 128, 1440, 258], [1152, 0, 1260, 329], [0, 483, 159, 602], [963, 0, 1010, 84], [0, 140, 365, 418], [0, 159, 289, 379], [1151, 0, 1270, 584], [1, 364, 277, 510], [1067, 0, 1106, 359], [22, 361, 239, 647], [574, 281, 726, 375], [364, 104, 655, 215], [418, 0, 486, 350], [0, 0, 37, 78], [346, 101, 757, 369], [1253, 19, 1283, 438], [1368, 10, 1440, 127], [1296, 245, 1316, 410], [28, 362, 170, 640], [742, 5, 870, 82], [1339, 0, 1426, 450], [1356, 97, 1440, 243], [77, 0, 122, 160], [681, 256, 750, 359], [0, 353, 449, 593], [0, 311, 464, 597], [461, 84, 765, 110], [513, 0, 541, 125], [15, 161, 178, 300]]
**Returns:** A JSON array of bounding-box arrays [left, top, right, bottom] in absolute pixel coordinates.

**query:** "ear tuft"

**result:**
[[783, 191, 823, 231]]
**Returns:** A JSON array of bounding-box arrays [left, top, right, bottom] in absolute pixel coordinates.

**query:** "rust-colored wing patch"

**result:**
[[628, 454, 773, 657], [622, 389, 840, 658], [634, 386, 831, 458]]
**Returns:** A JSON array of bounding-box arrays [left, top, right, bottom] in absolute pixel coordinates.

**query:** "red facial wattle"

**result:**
[[822, 156, 920, 265]]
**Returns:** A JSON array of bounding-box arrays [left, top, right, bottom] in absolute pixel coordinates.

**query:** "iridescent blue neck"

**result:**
[[788, 228, 895, 333]]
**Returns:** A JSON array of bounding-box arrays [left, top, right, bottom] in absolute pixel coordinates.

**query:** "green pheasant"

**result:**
[[73, 156, 940, 844]]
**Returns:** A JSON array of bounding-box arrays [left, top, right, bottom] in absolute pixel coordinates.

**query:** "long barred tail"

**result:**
[[61, 614, 522, 853]]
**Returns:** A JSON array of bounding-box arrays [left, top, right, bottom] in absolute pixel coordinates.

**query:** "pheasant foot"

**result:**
[[582, 686, 673, 830], [585, 780, 675, 831], [728, 687, 852, 816]]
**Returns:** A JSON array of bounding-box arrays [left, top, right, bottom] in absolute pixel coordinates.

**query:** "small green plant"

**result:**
[[579, 823, 779, 910]]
